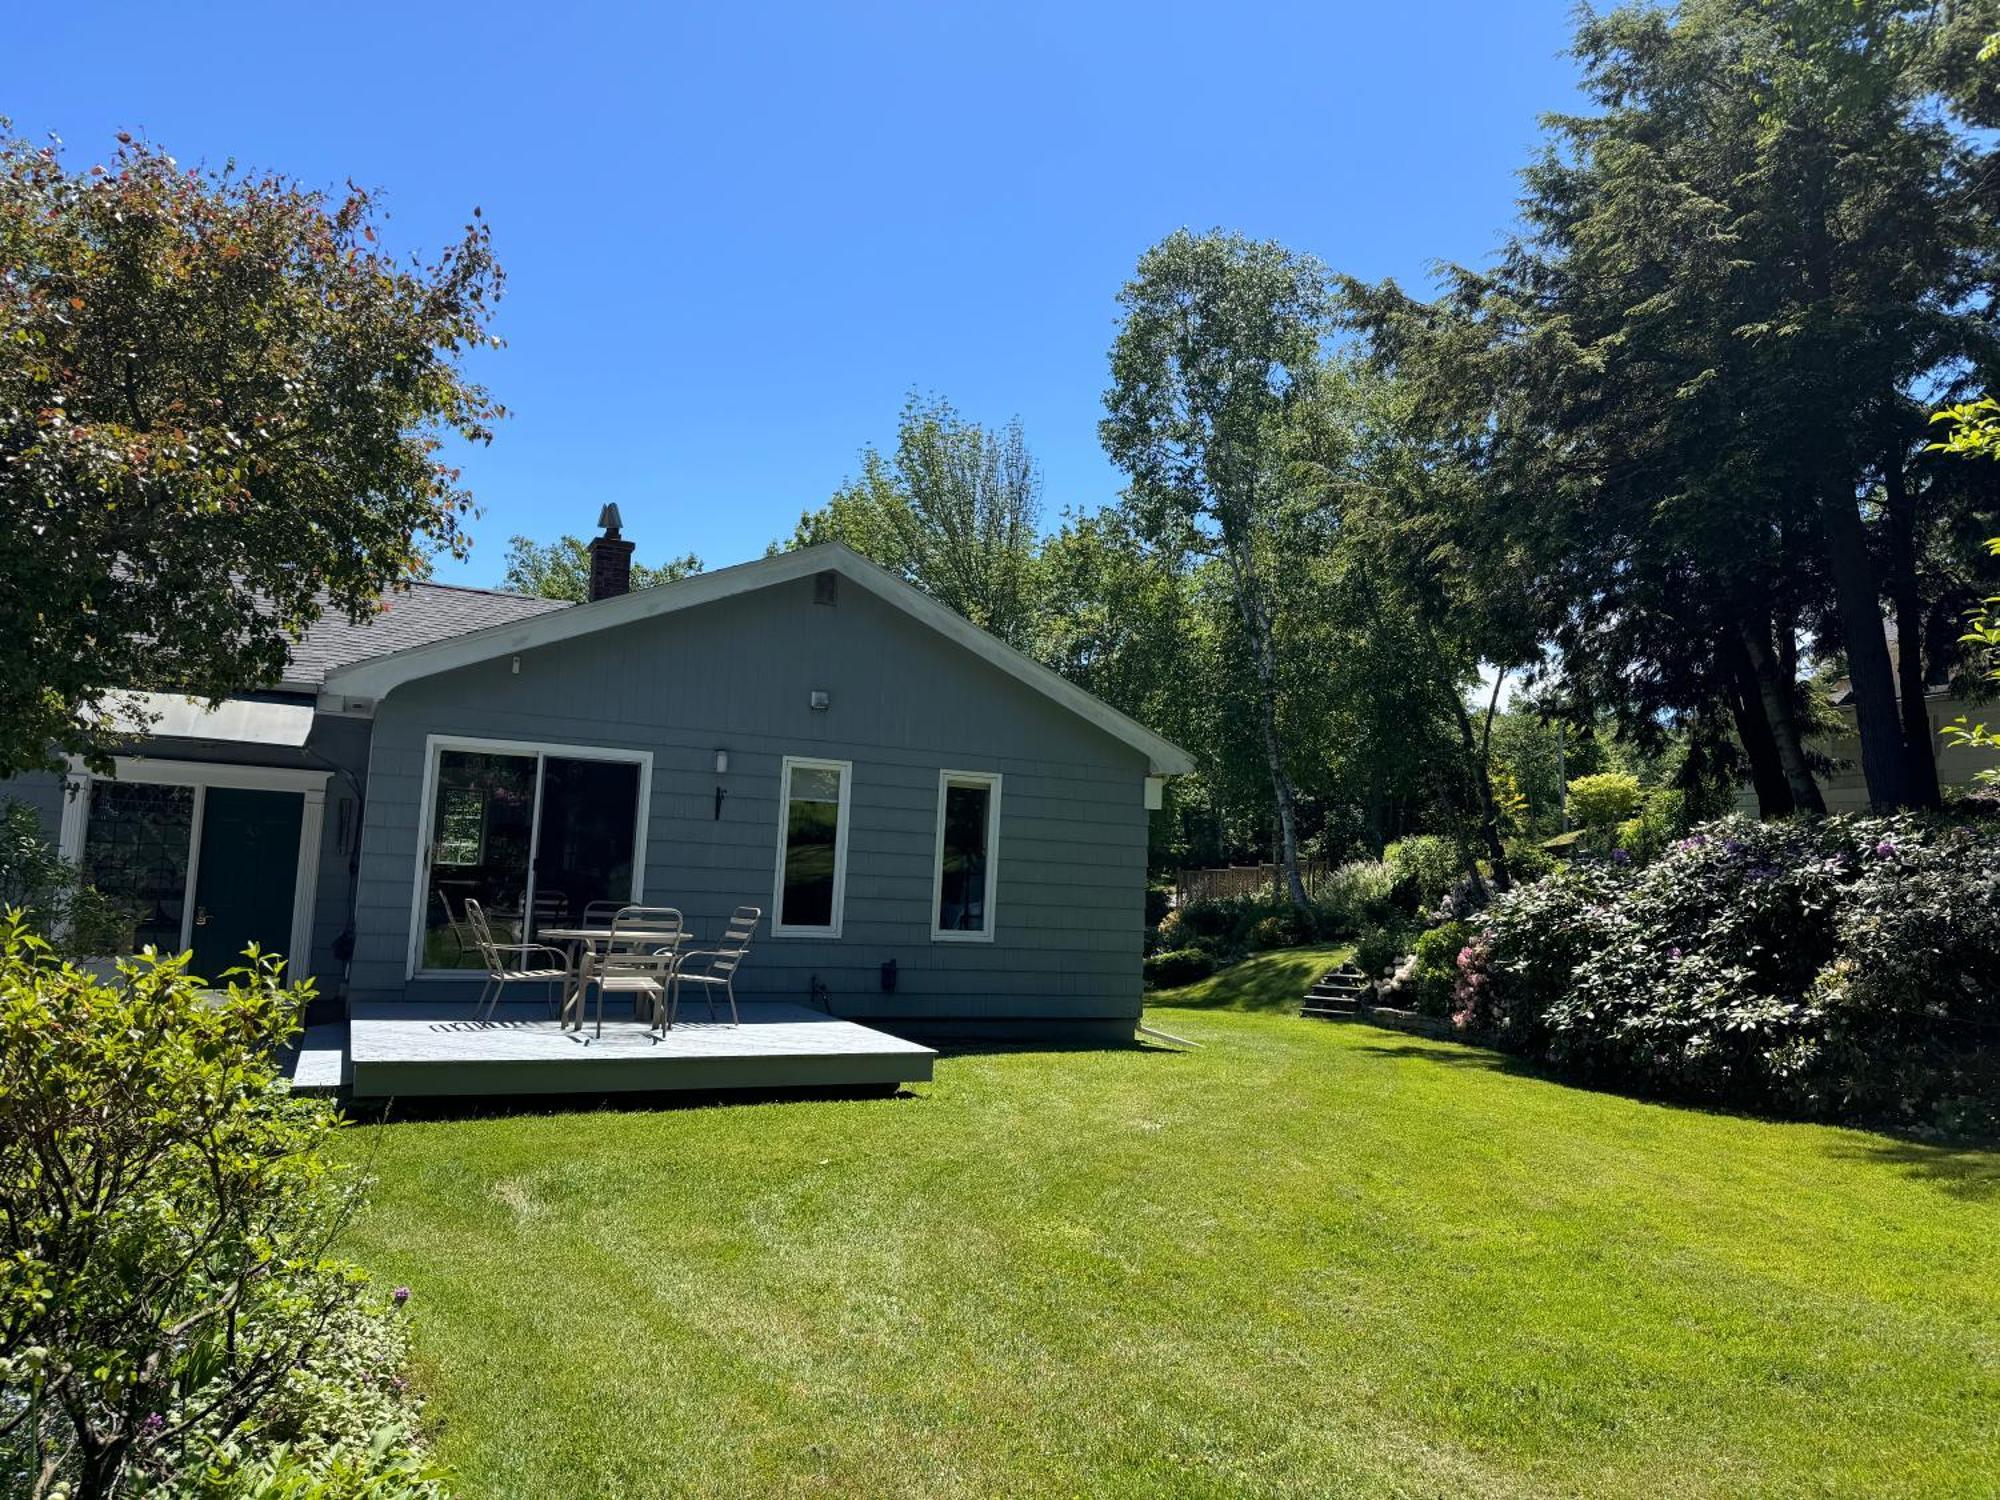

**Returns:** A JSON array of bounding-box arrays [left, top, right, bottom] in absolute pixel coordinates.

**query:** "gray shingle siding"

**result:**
[[348, 574, 1151, 1026]]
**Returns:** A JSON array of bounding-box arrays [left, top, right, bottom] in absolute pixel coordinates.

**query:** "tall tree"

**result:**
[[500, 533, 701, 601], [1350, 0, 2000, 815], [1101, 230, 1330, 908], [784, 394, 1041, 645], [0, 129, 504, 775]]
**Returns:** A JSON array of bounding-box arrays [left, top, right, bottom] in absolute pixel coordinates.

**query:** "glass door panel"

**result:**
[[531, 757, 641, 934], [423, 749, 537, 970], [82, 781, 195, 955]]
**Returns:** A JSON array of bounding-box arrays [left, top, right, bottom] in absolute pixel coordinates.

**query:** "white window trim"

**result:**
[[59, 756, 329, 970], [770, 755, 852, 939], [930, 769, 1002, 943], [407, 734, 654, 980]]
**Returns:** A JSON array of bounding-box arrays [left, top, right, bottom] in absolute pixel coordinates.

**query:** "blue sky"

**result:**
[[11, 2, 1581, 587]]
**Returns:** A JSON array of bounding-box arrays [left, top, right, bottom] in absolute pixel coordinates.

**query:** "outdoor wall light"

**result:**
[[714, 749, 729, 775], [809, 689, 831, 710]]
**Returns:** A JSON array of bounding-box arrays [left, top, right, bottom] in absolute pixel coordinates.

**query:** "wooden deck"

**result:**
[[289, 1000, 936, 1099]]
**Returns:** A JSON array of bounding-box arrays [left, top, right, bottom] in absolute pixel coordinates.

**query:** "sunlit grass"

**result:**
[[338, 947, 2000, 1498]]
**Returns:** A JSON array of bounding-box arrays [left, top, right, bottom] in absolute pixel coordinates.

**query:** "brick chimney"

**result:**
[[586, 503, 636, 602]]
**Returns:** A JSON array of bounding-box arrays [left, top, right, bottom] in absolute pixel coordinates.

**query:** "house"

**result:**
[[5, 518, 1191, 1088], [1733, 678, 1994, 814]]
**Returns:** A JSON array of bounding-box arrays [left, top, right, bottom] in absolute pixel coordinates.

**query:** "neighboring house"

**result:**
[[1734, 680, 1994, 814], [6, 523, 1191, 1044]]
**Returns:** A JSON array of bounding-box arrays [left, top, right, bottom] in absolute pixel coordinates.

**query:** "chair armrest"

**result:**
[[493, 942, 572, 968], [673, 949, 738, 974]]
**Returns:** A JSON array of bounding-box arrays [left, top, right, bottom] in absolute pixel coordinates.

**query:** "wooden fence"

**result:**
[[1175, 858, 1333, 907]]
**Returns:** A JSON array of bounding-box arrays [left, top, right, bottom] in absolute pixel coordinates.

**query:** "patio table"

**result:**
[[539, 924, 693, 1031]]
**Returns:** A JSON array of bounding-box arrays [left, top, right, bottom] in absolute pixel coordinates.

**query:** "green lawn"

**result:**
[[338, 945, 2000, 1498]]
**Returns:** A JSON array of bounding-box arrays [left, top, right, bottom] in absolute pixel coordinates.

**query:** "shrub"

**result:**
[[1615, 786, 1685, 867], [1315, 860, 1398, 936], [1144, 886, 1173, 929], [1173, 898, 1242, 942], [1456, 813, 2000, 1131], [0, 798, 125, 958], [1383, 835, 1462, 914], [1566, 772, 1643, 832], [1249, 903, 1317, 950], [1144, 947, 1217, 988], [1503, 839, 1557, 885], [0, 916, 444, 1498], [1352, 924, 1408, 980], [1410, 920, 1473, 1017]]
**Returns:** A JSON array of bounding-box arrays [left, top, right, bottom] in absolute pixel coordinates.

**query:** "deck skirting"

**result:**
[[322, 1000, 936, 1098]]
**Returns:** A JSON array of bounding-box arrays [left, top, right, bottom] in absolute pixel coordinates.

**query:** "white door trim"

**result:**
[[61, 757, 331, 973]]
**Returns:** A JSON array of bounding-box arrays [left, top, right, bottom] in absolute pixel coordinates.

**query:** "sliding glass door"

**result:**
[[417, 741, 648, 973]]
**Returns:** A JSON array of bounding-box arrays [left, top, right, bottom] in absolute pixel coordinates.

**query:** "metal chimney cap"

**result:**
[[596, 502, 623, 535]]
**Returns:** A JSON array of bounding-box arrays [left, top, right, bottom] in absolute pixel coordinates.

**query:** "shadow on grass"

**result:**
[[1356, 1040, 2000, 1181], [1151, 946, 1353, 1013], [1831, 1135, 2000, 1202], [1352, 1038, 1515, 1072]]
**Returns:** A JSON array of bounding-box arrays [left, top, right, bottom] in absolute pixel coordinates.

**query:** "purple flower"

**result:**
[[1611, 848, 1631, 865], [392, 1286, 411, 1306], [142, 1413, 165, 1434], [1668, 946, 1682, 960], [1873, 840, 1896, 858], [1722, 838, 1744, 856]]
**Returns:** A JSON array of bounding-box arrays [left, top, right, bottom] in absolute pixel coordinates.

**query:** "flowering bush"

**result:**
[[1315, 860, 1399, 935], [1454, 815, 2000, 1130], [1409, 920, 1473, 1017]]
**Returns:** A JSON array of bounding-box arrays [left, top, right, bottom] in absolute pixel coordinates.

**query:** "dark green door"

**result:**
[[190, 788, 303, 981]]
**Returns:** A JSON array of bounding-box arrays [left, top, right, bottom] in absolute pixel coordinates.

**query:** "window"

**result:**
[[82, 781, 195, 955], [932, 770, 1001, 942], [772, 757, 851, 936]]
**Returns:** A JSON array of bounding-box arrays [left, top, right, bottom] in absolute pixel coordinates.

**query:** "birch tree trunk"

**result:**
[[1740, 621, 1827, 815]]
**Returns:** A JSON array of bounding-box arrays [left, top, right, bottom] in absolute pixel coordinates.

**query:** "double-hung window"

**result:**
[[772, 757, 852, 937], [932, 770, 1001, 941]]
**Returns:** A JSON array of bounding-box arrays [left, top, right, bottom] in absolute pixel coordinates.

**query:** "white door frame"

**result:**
[[60, 756, 330, 971], [407, 734, 654, 979]]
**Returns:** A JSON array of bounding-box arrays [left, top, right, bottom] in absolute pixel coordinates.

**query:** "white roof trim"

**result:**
[[321, 543, 1195, 776]]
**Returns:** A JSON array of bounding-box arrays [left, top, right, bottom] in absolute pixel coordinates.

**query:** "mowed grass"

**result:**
[[338, 946, 2000, 1498]]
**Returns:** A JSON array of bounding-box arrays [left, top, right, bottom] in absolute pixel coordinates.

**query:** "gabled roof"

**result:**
[[320, 543, 1194, 776], [281, 582, 569, 689]]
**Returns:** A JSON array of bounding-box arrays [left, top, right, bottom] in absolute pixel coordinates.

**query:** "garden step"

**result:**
[[1301, 962, 1374, 1021]]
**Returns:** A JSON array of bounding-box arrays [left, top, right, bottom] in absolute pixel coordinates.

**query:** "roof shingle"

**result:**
[[282, 583, 570, 688]]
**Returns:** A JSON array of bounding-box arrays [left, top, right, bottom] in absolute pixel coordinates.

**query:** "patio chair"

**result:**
[[574, 905, 684, 1037], [580, 899, 624, 927], [530, 888, 569, 931], [432, 888, 475, 961], [464, 898, 572, 1022], [664, 906, 761, 1031]]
